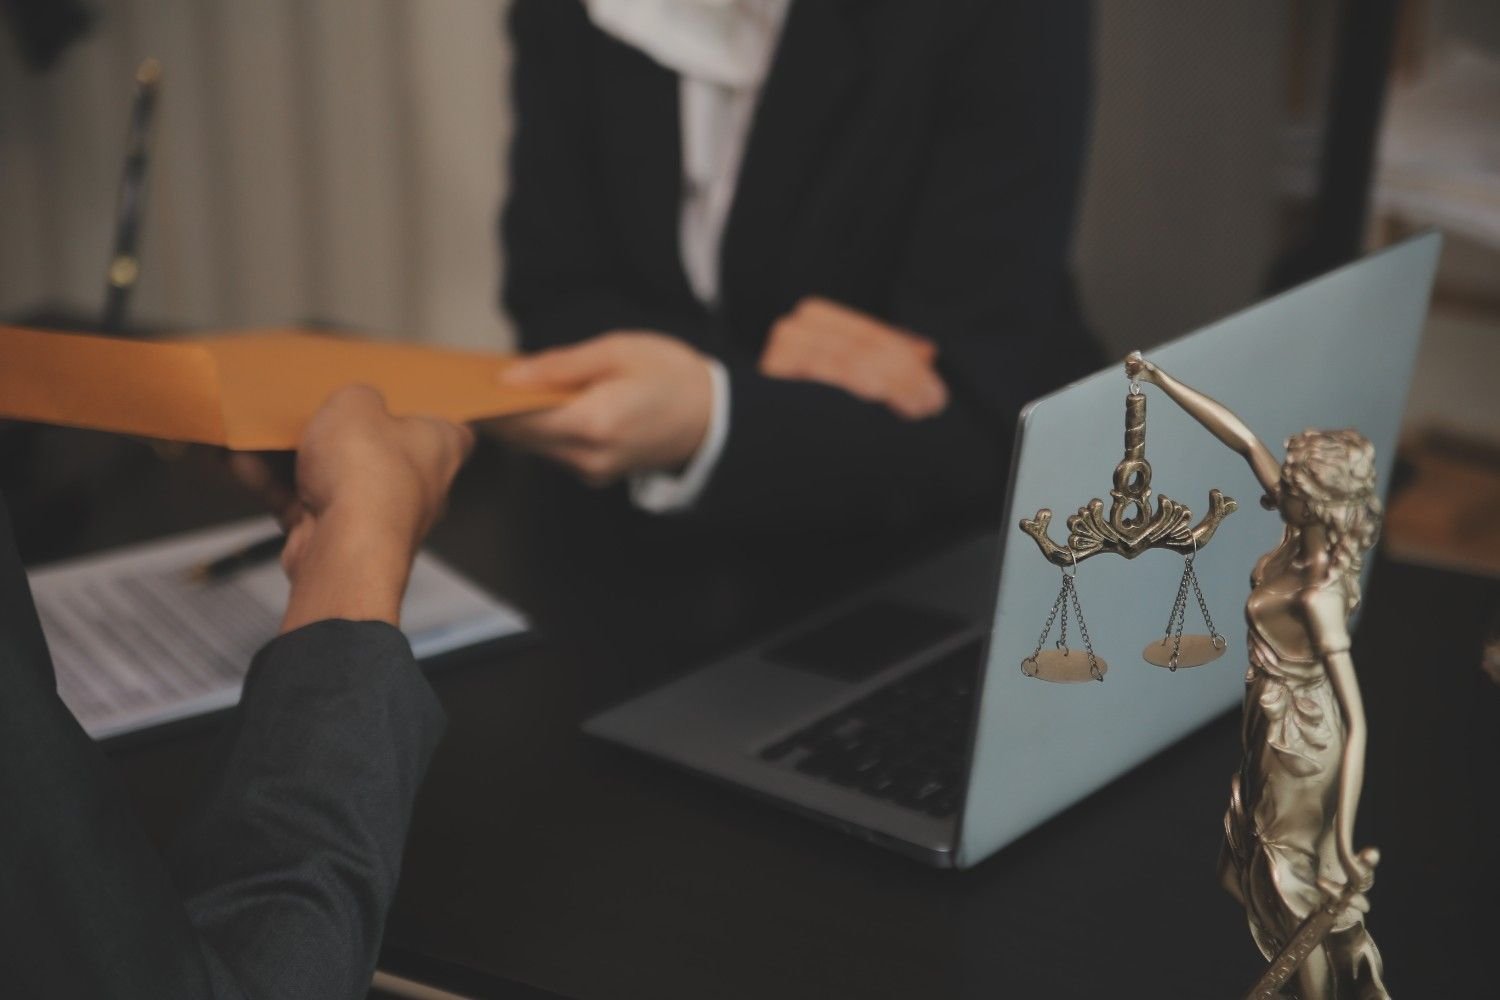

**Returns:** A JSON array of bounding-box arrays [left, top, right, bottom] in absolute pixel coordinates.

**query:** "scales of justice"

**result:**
[[1018, 353, 1391, 999]]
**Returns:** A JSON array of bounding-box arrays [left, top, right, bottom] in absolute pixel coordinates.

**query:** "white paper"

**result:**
[[27, 517, 528, 740]]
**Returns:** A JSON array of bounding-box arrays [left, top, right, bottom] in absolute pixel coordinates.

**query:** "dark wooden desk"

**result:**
[[13, 430, 1498, 998]]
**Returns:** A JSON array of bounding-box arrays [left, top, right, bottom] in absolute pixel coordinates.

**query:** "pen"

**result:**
[[102, 57, 162, 335], [189, 534, 285, 583]]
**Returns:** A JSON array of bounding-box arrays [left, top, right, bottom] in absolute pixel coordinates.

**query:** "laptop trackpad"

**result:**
[[761, 600, 969, 682]]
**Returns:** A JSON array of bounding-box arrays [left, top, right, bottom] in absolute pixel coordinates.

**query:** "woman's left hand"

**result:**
[[759, 297, 948, 420]]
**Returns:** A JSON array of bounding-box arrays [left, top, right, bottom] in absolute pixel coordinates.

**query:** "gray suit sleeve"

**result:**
[[2, 485, 446, 999], [170, 620, 447, 1000]]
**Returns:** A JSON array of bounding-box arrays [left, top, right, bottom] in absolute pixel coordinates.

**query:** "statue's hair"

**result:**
[[1281, 429, 1382, 608]]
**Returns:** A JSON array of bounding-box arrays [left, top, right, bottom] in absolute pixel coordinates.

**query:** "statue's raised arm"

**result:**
[[1124, 352, 1282, 508]]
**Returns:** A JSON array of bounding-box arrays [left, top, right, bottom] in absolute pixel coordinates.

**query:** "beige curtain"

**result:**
[[0, 0, 514, 349], [0, 0, 1288, 356]]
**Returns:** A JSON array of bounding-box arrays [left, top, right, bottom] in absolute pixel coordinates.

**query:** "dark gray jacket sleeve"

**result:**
[[171, 621, 447, 1000], [0, 492, 445, 1000]]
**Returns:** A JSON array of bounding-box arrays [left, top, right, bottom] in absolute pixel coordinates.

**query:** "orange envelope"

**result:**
[[0, 325, 571, 450]]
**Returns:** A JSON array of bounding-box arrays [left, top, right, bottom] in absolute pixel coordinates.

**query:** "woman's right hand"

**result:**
[[492, 331, 714, 484]]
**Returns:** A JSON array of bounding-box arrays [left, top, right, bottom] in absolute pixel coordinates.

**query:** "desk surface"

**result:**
[[13, 429, 1497, 999]]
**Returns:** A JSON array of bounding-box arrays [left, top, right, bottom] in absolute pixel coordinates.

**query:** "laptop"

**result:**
[[584, 234, 1441, 869]]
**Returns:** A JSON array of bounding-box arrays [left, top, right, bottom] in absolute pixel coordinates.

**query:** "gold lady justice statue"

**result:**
[[1125, 353, 1390, 999]]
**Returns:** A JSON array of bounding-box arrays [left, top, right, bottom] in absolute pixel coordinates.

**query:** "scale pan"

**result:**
[[1142, 635, 1227, 670], [1022, 649, 1107, 683]]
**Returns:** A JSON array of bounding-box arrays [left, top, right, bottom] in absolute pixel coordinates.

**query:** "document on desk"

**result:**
[[27, 518, 528, 740]]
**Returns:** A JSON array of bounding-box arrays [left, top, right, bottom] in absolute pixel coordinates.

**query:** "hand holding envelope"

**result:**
[[491, 331, 716, 485], [0, 325, 573, 450]]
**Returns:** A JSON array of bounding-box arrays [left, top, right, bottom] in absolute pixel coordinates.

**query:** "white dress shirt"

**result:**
[[584, 0, 791, 512]]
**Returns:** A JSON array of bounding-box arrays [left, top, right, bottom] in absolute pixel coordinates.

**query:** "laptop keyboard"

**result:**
[[756, 639, 983, 819]]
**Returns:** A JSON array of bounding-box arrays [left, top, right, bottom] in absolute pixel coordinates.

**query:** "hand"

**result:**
[[1124, 351, 1157, 384], [1338, 844, 1379, 896], [491, 332, 713, 485], [1312, 845, 1379, 923], [758, 297, 947, 420], [1315, 874, 1372, 919], [231, 385, 474, 632]]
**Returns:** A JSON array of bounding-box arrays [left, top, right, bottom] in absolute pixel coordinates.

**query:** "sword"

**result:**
[[1243, 848, 1379, 1000]]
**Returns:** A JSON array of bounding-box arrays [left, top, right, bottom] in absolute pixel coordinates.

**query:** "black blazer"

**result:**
[[503, 0, 1097, 531], [0, 496, 445, 999]]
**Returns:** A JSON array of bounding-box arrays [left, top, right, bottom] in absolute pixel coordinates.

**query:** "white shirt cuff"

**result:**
[[629, 358, 730, 514]]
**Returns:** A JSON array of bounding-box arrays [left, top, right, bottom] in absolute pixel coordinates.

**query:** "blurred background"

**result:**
[[0, 2, 1491, 347], [1, 0, 1497, 564]]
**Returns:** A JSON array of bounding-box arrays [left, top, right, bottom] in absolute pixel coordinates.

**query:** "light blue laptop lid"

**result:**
[[957, 233, 1441, 868]]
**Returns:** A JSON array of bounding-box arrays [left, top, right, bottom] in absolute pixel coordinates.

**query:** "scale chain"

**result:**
[[1067, 575, 1103, 680], [1190, 562, 1223, 644], [1158, 554, 1228, 670], [1023, 575, 1070, 675], [1164, 558, 1191, 637], [1165, 557, 1194, 669], [1055, 576, 1071, 654], [1021, 571, 1103, 681]]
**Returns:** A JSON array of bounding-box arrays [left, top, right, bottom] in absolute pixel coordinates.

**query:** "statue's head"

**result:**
[[1280, 429, 1382, 600]]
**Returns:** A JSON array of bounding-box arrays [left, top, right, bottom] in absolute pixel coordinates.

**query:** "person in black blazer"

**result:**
[[0, 387, 472, 999], [495, 0, 1098, 531]]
